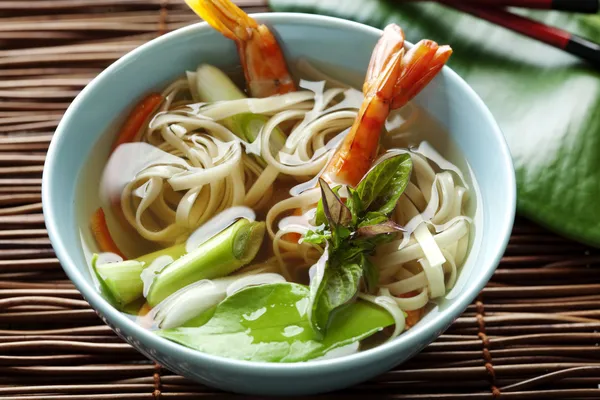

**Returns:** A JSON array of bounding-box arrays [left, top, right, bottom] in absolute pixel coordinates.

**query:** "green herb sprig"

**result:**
[[303, 153, 413, 335]]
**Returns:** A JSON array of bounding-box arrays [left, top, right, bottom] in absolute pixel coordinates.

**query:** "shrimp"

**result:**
[[322, 24, 452, 187], [185, 0, 296, 97]]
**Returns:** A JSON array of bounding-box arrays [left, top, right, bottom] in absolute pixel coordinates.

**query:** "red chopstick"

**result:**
[[451, 0, 599, 13], [440, 1, 600, 67]]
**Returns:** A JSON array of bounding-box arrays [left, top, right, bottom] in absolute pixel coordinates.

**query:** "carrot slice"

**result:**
[[283, 208, 305, 243], [405, 308, 424, 328], [399, 291, 424, 328], [111, 93, 163, 151], [90, 207, 126, 259]]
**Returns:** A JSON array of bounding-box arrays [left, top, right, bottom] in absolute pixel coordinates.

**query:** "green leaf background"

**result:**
[[271, 0, 600, 246]]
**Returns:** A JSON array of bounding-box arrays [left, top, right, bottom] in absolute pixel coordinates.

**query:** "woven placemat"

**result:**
[[1, 1, 599, 399]]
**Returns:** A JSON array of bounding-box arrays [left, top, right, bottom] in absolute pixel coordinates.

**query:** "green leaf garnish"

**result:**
[[309, 247, 363, 334], [357, 211, 389, 228], [301, 227, 331, 245], [157, 283, 393, 362], [304, 154, 413, 334], [356, 153, 412, 215], [319, 178, 352, 227], [358, 253, 379, 295], [345, 187, 363, 226], [356, 219, 405, 237], [314, 184, 342, 226]]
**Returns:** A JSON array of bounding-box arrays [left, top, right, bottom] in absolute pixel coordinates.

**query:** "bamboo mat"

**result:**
[[1, 1, 600, 399]]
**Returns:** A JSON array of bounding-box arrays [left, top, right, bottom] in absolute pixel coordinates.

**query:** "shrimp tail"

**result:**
[[324, 25, 452, 187], [185, 0, 295, 97], [185, 0, 256, 41], [364, 24, 405, 94], [323, 25, 406, 186], [391, 41, 453, 109]]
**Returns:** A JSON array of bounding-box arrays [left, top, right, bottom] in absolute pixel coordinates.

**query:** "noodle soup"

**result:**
[[75, 0, 483, 363], [78, 62, 480, 362]]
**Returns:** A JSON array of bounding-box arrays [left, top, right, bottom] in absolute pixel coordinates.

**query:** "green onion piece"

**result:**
[[92, 255, 145, 307], [195, 64, 287, 156], [146, 219, 266, 306], [91, 244, 186, 308], [196, 64, 246, 102], [135, 244, 186, 265]]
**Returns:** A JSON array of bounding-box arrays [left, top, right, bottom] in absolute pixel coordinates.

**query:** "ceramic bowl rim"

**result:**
[[42, 12, 517, 375]]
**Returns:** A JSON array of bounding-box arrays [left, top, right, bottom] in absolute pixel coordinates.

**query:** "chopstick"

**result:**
[[445, 0, 599, 13], [440, 1, 600, 67]]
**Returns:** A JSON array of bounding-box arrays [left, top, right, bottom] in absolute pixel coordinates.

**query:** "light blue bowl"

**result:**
[[42, 13, 516, 396]]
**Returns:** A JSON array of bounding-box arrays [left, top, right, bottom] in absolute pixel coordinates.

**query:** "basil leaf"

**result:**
[[304, 159, 410, 336], [315, 184, 343, 226], [301, 227, 331, 245], [365, 232, 397, 247], [157, 283, 393, 362], [310, 255, 363, 334], [345, 187, 363, 225], [357, 211, 389, 228], [359, 254, 379, 294], [350, 234, 397, 258], [356, 219, 405, 237], [356, 153, 413, 215], [337, 244, 367, 262], [315, 203, 326, 226], [332, 224, 352, 248], [319, 178, 352, 227]]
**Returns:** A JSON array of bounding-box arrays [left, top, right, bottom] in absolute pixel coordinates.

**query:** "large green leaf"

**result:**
[[157, 283, 393, 362], [271, 0, 600, 246]]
